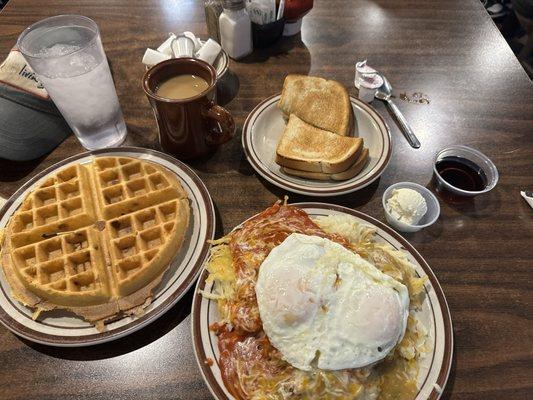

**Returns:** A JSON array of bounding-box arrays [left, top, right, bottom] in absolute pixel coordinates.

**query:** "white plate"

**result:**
[[242, 95, 392, 196], [0, 147, 215, 346], [192, 203, 453, 400]]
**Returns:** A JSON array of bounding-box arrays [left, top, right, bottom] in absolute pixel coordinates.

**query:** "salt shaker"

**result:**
[[219, 0, 253, 60]]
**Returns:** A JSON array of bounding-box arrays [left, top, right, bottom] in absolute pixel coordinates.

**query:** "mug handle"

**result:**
[[203, 102, 235, 146]]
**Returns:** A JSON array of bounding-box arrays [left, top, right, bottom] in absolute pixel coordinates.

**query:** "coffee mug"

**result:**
[[142, 58, 235, 159]]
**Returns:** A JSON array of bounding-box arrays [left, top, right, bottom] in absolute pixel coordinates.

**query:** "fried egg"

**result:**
[[255, 233, 409, 371]]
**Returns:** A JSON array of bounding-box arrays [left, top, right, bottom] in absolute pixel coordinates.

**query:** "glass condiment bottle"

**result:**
[[219, 0, 253, 60], [204, 0, 223, 43], [283, 0, 313, 20], [283, 0, 313, 36]]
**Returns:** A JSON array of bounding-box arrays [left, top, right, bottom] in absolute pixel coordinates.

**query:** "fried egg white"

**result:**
[[255, 233, 409, 371]]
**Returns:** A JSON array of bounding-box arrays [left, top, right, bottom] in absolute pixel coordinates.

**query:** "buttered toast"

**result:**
[[278, 75, 354, 136], [275, 114, 364, 174], [282, 147, 369, 181]]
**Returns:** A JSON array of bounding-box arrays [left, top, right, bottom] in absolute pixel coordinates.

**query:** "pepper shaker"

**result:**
[[204, 0, 224, 42]]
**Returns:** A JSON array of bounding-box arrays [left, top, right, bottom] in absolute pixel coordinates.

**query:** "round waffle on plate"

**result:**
[[0, 148, 215, 346], [2, 156, 189, 330]]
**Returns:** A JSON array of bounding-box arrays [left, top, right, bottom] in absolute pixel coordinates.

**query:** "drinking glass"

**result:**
[[17, 15, 127, 150]]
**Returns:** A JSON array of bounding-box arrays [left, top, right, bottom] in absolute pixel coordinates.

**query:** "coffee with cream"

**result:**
[[155, 74, 209, 100], [143, 58, 234, 159]]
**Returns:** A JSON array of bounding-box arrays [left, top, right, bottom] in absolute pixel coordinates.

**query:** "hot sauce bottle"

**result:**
[[281, 0, 313, 20], [278, 0, 313, 35]]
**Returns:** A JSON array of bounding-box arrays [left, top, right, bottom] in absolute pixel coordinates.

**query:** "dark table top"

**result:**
[[0, 0, 532, 399]]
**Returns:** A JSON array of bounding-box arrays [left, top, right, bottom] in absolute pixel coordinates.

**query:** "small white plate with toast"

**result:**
[[243, 94, 392, 196]]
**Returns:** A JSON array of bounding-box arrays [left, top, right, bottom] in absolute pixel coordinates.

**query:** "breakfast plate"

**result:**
[[242, 95, 392, 196], [0, 147, 215, 346], [192, 202, 453, 399]]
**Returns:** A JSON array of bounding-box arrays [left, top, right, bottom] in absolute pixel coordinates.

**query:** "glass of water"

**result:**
[[17, 15, 127, 150]]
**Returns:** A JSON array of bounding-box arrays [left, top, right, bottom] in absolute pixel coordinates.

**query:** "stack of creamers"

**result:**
[[275, 75, 369, 181]]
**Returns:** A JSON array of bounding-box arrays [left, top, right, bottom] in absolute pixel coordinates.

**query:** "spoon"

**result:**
[[375, 74, 421, 149]]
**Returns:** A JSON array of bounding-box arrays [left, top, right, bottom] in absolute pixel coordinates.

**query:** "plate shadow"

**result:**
[[19, 289, 194, 360]]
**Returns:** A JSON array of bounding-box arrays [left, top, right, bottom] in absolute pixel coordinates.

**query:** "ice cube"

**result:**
[[69, 52, 98, 71], [37, 43, 81, 57]]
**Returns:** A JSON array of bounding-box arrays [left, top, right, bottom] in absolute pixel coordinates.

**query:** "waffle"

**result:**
[[1, 157, 189, 329]]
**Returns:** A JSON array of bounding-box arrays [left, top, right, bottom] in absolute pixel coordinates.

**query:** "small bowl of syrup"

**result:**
[[433, 145, 498, 197]]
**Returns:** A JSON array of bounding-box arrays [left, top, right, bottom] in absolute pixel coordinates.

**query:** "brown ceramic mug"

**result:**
[[142, 58, 235, 159]]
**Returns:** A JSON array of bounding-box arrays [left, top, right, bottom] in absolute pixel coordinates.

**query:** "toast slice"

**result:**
[[275, 114, 363, 174], [282, 147, 369, 181], [278, 74, 354, 136]]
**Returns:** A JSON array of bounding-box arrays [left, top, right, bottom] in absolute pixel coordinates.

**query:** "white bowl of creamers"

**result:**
[[382, 182, 440, 233]]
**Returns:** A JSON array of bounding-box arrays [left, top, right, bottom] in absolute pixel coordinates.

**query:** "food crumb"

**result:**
[[205, 358, 214, 367]]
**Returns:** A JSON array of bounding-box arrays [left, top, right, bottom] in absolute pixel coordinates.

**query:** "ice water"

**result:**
[[19, 23, 127, 150]]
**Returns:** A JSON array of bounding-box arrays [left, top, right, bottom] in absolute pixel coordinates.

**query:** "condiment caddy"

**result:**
[[203, 0, 312, 58], [142, 32, 227, 79]]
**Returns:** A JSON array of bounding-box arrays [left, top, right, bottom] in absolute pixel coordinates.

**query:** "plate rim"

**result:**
[[0, 146, 215, 347], [191, 202, 453, 400], [242, 94, 392, 196]]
